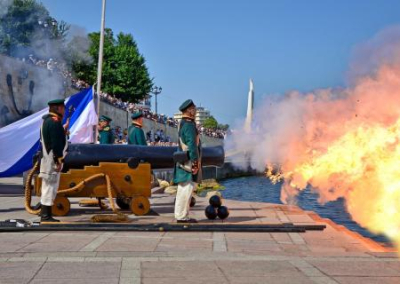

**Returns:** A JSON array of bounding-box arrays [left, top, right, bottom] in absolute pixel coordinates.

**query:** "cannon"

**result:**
[[31, 145, 224, 216], [63, 144, 225, 170]]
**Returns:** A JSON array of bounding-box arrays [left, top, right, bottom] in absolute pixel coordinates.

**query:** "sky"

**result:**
[[40, 0, 400, 125]]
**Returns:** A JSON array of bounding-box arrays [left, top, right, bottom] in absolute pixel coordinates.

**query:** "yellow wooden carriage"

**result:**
[[33, 162, 152, 216]]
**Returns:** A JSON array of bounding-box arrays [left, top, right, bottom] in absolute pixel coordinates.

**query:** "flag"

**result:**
[[0, 87, 98, 177]]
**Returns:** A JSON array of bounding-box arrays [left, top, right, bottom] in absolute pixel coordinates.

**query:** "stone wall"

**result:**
[[0, 54, 75, 127], [99, 101, 130, 129], [100, 100, 223, 146]]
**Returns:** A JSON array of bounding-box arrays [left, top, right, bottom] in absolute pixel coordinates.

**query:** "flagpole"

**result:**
[[92, 84, 97, 143], [95, 0, 107, 143]]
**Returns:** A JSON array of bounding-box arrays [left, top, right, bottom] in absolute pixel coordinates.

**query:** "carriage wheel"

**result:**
[[130, 196, 150, 216], [52, 196, 70, 216], [116, 197, 131, 210]]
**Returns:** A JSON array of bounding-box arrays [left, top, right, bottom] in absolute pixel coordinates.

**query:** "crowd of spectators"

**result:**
[[198, 126, 226, 139], [100, 93, 227, 139], [111, 125, 178, 146], [17, 54, 90, 90]]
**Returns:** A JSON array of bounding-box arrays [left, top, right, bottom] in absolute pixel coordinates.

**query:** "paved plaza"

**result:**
[[0, 177, 399, 284]]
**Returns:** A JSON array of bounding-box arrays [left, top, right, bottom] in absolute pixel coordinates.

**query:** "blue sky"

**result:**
[[40, 0, 400, 125]]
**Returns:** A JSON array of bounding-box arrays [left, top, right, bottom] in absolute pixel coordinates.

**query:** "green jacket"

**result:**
[[41, 113, 67, 163], [173, 118, 202, 184], [99, 126, 114, 144], [128, 125, 147, 145]]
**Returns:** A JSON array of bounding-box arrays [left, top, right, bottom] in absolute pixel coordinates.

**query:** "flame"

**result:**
[[284, 120, 400, 248], [230, 28, 400, 252], [264, 66, 400, 251]]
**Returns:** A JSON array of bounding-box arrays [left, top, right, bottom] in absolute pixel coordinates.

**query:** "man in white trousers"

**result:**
[[173, 99, 202, 223], [39, 99, 68, 222]]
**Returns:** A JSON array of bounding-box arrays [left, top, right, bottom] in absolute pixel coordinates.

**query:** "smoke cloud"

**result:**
[[228, 26, 400, 249], [65, 25, 92, 64], [0, 3, 92, 127], [0, 0, 12, 18], [230, 25, 400, 184]]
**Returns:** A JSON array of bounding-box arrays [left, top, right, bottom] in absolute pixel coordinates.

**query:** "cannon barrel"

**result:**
[[63, 144, 225, 170]]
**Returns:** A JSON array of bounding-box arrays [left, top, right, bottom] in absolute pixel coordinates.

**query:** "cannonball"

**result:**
[[209, 195, 222, 208], [217, 206, 230, 220], [205, 205, 218, 220]]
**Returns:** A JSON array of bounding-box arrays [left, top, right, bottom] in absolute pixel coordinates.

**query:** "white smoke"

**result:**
[[0, 2, 93, 127], [0, 0, 12, 18], [348, 25, 400, 85], [227, 26, 400, 173], [65, 25, 92, 64]]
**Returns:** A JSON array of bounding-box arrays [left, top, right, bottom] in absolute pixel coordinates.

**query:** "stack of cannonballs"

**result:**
[[205, 195, 229, 220]]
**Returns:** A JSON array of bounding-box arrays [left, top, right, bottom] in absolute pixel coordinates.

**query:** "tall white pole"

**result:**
[[95, 0, 106, 142]]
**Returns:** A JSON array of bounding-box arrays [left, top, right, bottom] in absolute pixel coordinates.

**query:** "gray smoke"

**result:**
[[0, 0, 12, 18], [65, 25, 92, 64], [226, 25, 400, 177], [0, 3, 92, 127], [347, 25, 400, 85]]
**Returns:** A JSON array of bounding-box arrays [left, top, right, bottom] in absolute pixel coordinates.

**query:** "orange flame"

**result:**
[[274, 65, 400, 251], [286, 120, 400, 246], [229, 28, 400, 252]]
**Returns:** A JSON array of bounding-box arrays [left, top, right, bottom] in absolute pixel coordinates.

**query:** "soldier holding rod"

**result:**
[[39, 99, 68, 222], [173, 99, 202, 223]]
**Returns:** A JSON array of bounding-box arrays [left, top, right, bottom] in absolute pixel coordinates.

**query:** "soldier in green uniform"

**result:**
[[173, 99, 202, 223], [128, 111, 147, 145], [39, 99, 68, 222], [98, 115, 114, 144]]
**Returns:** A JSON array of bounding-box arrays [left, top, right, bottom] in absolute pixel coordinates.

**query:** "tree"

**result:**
[[0, 0, 69, 58], [203, 116, 218, 129], [72, 29, 153, 103], [218, 124, 229, 131]]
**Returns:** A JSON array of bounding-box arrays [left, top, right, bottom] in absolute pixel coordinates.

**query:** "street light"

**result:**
[[151, 86, 162, 115]]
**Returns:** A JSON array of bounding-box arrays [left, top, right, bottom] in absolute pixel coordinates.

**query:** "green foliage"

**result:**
[[203, 116, 218, 129], [72, 29, 153, 103], [0, 0, 69, 57], [0, 1, 152, 103], [218, 123, 229, 131]]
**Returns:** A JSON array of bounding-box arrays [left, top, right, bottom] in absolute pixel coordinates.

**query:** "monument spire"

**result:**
[[245, 79, 254, 132]]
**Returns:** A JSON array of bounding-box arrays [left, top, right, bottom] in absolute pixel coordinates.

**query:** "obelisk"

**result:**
[[245, 79, 254, 132]]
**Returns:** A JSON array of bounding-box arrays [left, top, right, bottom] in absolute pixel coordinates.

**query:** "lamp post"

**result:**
[[151, 86, 162, 115]]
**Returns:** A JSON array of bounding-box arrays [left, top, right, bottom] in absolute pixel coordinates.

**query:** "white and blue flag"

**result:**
[[0, 87, 98, 177]]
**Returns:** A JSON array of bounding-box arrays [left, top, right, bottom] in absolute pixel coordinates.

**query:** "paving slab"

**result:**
[[142, 260, 224, 278], [30, 279, 120, 284], [35, 261, 121, 279], [0, 261, 43, 281], [227, 276, 313, 284], [309, 260, 400, 277], [216, 260, 301, 277], [142, 277, 229, 284], [96, 235, 160, 252], [333, 276, 400, 284]]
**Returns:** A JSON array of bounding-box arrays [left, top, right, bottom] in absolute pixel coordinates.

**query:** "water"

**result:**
[[220, 176, 392, 246]]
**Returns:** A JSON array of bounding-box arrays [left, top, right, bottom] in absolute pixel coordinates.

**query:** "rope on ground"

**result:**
[[91, 174, 129, 223]]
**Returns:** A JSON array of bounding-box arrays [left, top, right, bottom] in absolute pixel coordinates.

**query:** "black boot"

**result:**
[[40, 205, 60, 222]]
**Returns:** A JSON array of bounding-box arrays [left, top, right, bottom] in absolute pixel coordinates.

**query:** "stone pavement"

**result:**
[[0, 177, 399, 284]]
